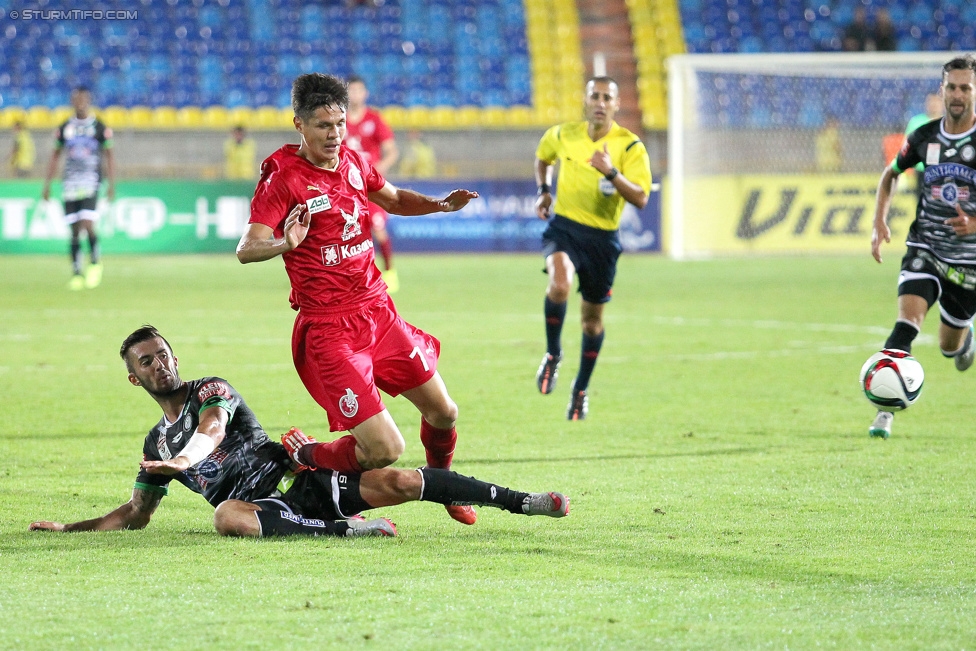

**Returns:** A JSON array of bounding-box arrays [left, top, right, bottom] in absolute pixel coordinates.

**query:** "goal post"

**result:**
[[666, 52, 963, 259]]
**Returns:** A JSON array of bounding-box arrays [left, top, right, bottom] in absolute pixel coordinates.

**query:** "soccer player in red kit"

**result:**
[[345, 75, 400, 291], [236, 73, 480, 524]]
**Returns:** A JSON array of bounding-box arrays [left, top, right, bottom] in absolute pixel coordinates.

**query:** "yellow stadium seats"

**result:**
[[277, 107, 295, 126], [202, 106, 230, 128], [0, 107, 27, 129], [176, 106, 204, 128], [152, 106, 178, 128], [453, 106, 481, 128], [25, 106, 54, 129], [429, 106, 457, 129], [227, 107, 252, 129], [128, 106, 153, 128]]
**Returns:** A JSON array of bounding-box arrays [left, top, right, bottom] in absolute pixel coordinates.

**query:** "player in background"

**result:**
[[41, 86, 115, 291], [533, 76, 652, 420], [345, 75, 401, 292], [870, 56, 976, 439], [28, 326, 570, 537], [224, 125, 257, 180], [236, 73, 480, 525], [9, 120, 35, 177]]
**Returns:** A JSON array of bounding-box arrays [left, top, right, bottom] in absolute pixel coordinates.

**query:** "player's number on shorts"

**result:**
[[409, 346, 430, 372]]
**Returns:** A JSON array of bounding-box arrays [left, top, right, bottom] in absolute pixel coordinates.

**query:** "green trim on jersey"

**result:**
[[200, 396, 232, 415], [134, 482, 168, 495]]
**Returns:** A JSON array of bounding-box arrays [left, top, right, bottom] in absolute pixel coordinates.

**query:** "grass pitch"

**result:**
[[1, 252, 975, 650]]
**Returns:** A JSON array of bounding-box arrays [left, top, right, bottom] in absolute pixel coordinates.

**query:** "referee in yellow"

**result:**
[[533, 76, 651, 420]]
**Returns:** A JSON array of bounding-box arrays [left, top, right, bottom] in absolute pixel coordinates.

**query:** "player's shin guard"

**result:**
[[418, 468, 528, 514], [303, 435, 364, 474], [544, 297, 567, 357], [255, 508, 350, 537], [420, 418, 456, 469], [89, 233, 100, 264], [70, 238, 82, 274], [885, 319, 919, 353], [573, 330, 605, 392]]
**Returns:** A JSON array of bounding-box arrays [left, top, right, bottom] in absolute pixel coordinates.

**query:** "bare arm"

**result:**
[[369, 181, 478, 215], [41, 147, 62, 201], [534, 158, 553, 220], [29, 487, 163, 532], [103, 146, 116, 201], [374, 138, 400, 176], [588, 144, 648, 209], [872, 165, 899, 263], [139, 405, 228, 476], [236, 204, 310, 264]]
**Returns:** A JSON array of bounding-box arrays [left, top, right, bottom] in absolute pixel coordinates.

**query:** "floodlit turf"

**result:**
[[2, 252, 975, 649]]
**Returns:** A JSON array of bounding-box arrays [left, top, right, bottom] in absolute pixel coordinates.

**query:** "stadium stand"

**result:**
[[0, 0, 583, 131]]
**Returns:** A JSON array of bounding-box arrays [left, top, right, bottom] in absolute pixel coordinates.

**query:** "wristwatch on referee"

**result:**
[[604, 167, 619, 181]]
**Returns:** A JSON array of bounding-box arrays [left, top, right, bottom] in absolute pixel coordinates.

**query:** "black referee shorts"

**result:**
[[541, 214, 622, 304]]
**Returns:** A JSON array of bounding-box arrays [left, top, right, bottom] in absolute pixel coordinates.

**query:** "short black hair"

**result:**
[[292, 73, 348, 122], [120, 325, 173, 372], [72, 85, 91, 94], [347, 74, 365, 86], [943, 56, 976, 79]]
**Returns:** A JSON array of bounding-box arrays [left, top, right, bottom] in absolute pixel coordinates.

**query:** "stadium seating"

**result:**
[[0, 0, 580, 130]]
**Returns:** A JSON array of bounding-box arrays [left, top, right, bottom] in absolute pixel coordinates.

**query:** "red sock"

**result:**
[[379, 239, 394, 271], [305, 435, 364, 473], [420, 419, 457, 469]]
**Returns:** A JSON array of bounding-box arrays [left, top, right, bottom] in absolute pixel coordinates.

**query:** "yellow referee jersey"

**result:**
[[536, 121, 651, 231]]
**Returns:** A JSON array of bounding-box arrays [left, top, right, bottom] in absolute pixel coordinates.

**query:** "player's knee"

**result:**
[[391, 469, 422, 500], [581, 318, 603, 337], [214, 500, 260, 537], [362, 438, 405, 469], [547, 281, 571, 302], [425, 398, 458, 430]]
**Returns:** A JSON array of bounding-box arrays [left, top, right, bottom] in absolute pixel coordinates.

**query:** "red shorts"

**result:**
[[292, 296, 440, 432], [369, 201, 388, 232]]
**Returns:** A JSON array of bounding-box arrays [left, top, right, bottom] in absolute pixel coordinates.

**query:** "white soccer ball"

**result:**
[[859, 349, 924, 412]]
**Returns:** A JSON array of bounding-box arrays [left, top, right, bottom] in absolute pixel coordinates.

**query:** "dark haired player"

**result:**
[[870, 56, 976, 439], [41, 86, 116, 291], [533, 76, 651, 420], [236, 73, 481, 524], [345, 75, 400, 291], [28, 326, 570, 537]]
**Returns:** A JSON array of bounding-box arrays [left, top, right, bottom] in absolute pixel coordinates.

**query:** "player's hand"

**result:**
[[140, 457, 191, 476], [283, 204, 310, 251], [439, 189, 479, 212], [871, 219, 891, 263], [945, 203, 976, 237], [535, 193, 552, 220], [588, 144, 613, 176], [29, 521, 65, 532]]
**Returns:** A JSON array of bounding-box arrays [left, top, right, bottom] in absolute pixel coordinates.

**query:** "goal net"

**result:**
[[666, 52, 961, 259]]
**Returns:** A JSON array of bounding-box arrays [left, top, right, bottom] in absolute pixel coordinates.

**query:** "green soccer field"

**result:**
[[2, 252, 975, 650]]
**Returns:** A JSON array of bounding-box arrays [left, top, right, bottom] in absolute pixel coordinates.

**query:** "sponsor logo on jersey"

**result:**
[[339, 388, 359, 418], [198, 381, 231, 402], [947, 148, 958, 158], [348, 165, 364, 190], [598, 177, 616, 197], [910, 256, 925, 271], [171, 429, 184, 445], [931, 182, 970, 205], [307, 184, 323, 192], [306, 193, 332, 215], [340, 203, 362, 241], [322, 244, 340, 266], [963, 145, 975, 162], [927, 143, 941, 165], [280, 511, 327, 527], [196, 459, 222, 483], [156, 431, 172, 460], [320, 239, 374, 267]]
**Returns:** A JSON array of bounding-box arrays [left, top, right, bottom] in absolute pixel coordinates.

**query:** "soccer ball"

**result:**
[[859, 349, 924, 412]]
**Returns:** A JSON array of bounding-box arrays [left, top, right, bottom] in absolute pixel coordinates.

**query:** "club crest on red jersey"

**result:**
[[339, 388, 359, 418], [348, 165, 364, 190], [340, 203, 362, 241], [322, 244, 340, 266]]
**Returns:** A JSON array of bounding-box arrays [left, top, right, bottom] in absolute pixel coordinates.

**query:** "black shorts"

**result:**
[[254, 468, 371, 521], [898, 246, 976, 328], [64, 196, 98, 216], [541, 214, 622, 304]]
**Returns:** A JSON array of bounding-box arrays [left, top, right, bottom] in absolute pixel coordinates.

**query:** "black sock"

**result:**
[[884, 320, 919, 353], [544, 297, 566, 357], [419, 468, 529, 514], [70, 239, 81, 275], [255, 507, 350, 537], [88, 233, 100, 264], [573, 330, 605, 392]]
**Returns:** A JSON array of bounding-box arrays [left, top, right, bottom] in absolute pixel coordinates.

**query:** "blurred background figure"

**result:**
[[345, 75, 400, 291], [815, 116, 842, 173], [399, 130, 437, 178], [224, 125, 257, 180], [872, 9, 897, 52], [842, 7, 869, 52], [9, 121, 36, 178]]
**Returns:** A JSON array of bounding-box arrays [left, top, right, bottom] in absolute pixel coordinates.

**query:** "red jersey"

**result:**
[[249, 144, 388, 313], [345, 108, 394, 166]]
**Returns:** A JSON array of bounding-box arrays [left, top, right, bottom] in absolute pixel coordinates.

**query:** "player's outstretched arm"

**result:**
[[236, 204, 309, 263], [872, 166, 899, 263], [369, 182, 479, 216], [140, 405, 228, 476], [29, 487, 164, 532]]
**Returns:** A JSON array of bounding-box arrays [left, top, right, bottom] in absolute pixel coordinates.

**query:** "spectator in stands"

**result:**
[[345, 75, 400, 292], [815, 116, 842, 173], [224, 125, 257, 180], [872, 9, 897, 52], [399, 130, 437, 178], [9, 121, 35, 178], [842, 7, 870, 52]]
